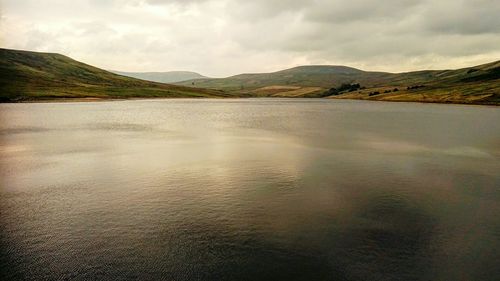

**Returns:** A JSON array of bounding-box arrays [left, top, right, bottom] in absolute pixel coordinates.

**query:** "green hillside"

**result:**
[[176, 61, 500, 104], [0, 48, 226, 102], [335, 61, 500, 104], [178, 65, 388, 91]]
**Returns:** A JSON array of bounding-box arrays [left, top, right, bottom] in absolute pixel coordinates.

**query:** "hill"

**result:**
[[334, 60, 500, 104], [177, 65, 383, 92], [109, 70, 207, 83], [0, 48, 225, 102], [176, 62, 500, 104]]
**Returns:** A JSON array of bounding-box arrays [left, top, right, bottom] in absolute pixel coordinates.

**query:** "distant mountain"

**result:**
[[277, 65, 364, 74], [0, 48, 225, 101], [175, 65, 389, 91], [176, 61, 500, 104], [110, 70, 207, 83]]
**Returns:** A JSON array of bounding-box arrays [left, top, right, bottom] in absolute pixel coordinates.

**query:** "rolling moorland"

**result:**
[[0, 48, 227, 102], [0, 48, 499, 104], [176, 62, 500, 105], [110, 70, 207, 83]]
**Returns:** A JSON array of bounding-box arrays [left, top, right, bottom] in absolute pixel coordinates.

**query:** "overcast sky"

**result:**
[[1, 0, 499, 77]]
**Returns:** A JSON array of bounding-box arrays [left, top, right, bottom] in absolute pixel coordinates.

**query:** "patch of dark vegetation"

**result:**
[[323, 83, 361, 96], [383, 88, 399, 93], [0, 96, 14, 102], [461, 67, 500, 82], [467, 68, 479, 74], [339, 83, 361, 92], [407, 85, 426, 90], [369, 91, 380, 96]]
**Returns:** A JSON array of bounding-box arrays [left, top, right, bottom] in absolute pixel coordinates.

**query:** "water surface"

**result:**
[[1, 99, 499, 280]]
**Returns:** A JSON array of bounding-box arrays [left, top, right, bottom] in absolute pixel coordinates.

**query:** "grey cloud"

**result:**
[[73, 21, 118, 36], [420, 0, 500, 35], [223, 0, 500, 68], [226, 0, 308, 21], [303, 0, 423, 23], [1, 0, 499, 76], [142, 0, 211, 5]]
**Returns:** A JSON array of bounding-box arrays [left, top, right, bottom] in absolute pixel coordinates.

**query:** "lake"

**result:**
[[1, 99, 499, 280]]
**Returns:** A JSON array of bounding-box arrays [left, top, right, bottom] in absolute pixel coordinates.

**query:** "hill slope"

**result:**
[[110, 70, 207, 83], [0, 48, 225, 101], [176, 61, 500, 104], [333, 61, 500, 104]]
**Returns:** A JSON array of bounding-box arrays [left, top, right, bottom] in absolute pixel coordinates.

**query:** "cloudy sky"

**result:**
[[1, 0, 499, 77]]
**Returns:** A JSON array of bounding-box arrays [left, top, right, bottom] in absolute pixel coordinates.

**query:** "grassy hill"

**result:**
[[109, 70, 207, 83], [178, 65, 385, 91], [335, 61, 500, 104], [0, 48, 226, 102], [176, 61, 500, 104]]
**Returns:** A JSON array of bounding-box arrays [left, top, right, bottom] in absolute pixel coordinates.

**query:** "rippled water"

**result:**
[[1, 99, 499, 280]]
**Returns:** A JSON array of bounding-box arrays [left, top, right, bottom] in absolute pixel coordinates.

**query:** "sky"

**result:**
[[1, 0, 499, 77]]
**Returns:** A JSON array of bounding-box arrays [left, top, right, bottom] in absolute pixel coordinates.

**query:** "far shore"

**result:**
[[2, 96, 498, 106]]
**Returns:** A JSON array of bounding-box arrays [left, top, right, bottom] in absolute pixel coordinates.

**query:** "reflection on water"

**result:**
[[1, 99, 499, 280]]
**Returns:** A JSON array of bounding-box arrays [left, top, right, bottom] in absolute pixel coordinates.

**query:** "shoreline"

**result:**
[[330, 96, 500, 107], [1, 96, 498, 106]]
